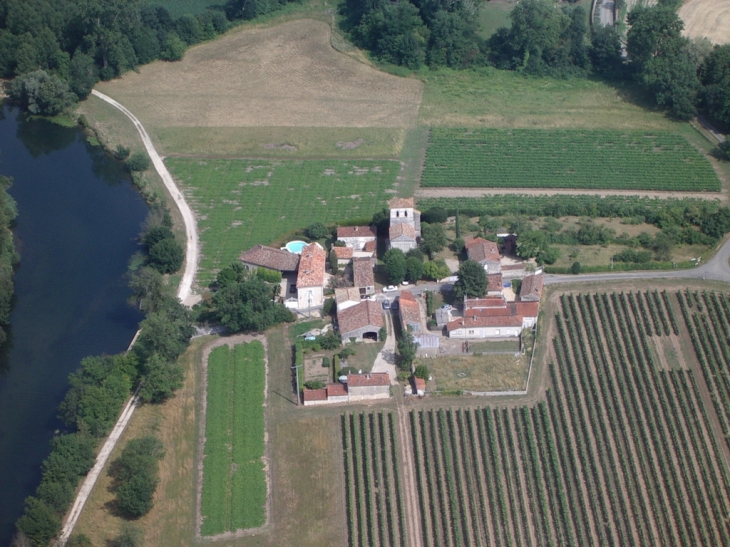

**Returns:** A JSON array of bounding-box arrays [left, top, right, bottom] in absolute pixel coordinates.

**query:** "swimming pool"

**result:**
[[285, 240, 308, 254]]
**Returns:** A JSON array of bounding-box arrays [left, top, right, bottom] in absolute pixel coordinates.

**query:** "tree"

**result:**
[[420, 223, 447, 258], [111, 436, 164, 518], [15, 497, 60, 547], [109, 524, 143, 547], [213, 277, 295, 332], [148, 238, 184, 274], [126, 152, 151, 172], [453, 260, 487, 299], [571, 261, 582, 274], [134, 303, 194, 363], [383, 248, 407, 284], [306, 222, 329, 240], [405, 256, 424, 282], [139, 354, 183, 403], [421, 206, 447, 224], [414, 364, 429, 380], [160, 32, 186, 61], [591, 26, 623, 76], [397, 333, 418, 370], [68, 52, 98, 99], [422, 260, 451, 281], [329, 249, 339, 275], [700, 44, 730, 129], [9, 70, 76, 115]]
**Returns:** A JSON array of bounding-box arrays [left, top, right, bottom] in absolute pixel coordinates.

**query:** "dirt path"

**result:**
[[90, 90, 200, 305], [416, 186, 725, 200], [396, 406, 425, 547]]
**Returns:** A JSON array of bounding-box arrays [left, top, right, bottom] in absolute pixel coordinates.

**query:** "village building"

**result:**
[[352, 257, 375, 296], [325, 383, 349, 404], [412, 376, 426, 396], [464, 298, 539, 328], [413, 333, 440, 353], [338, 300, 384, 343], [296, 243, 327, 309], [335, 287, 362, 312], [302, 388, 328, 406], [347, 372, 391, 401], [520, 273, 544, 302], [465, 237, 501, 273], [446, 315, 524, 339], [239, 244, 300, 273], [399, 291, 422, 333], [487, 273, 504, 296], [434, 307, 451, 327], [388, 197, 421, 251], [337, 225, 377, 250], [332, 246, 353, 266]]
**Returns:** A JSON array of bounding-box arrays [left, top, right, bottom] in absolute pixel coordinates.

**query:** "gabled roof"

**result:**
[[465, 237, 500, 264], [337, 225, 377, 239], [338, 300, 384, 335], [333, 246, 353, 259], [296, 243, 327, 288], [363, 240, 377, 253], [413, 376, 426, 392], [303, 388, 327, 402], [239, 244, 300, 272], [487, 273, 503, 292], [353, 257, 374, 288], [327, 383, 348, 397], [389, 223, 416, 240], [399, 291, 421, 326], [446, 315, 523, 333], [388, 197, 415, 209], [347, 372, 390, 387], [465, 301, 539, 319], [520, 274, 544, 300], [335, 287, 361, 305], [465, 297, 507, 309]]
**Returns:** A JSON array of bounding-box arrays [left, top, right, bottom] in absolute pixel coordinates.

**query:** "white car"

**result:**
[[401, 281, 409, 286], [383, 285, 398, 292]]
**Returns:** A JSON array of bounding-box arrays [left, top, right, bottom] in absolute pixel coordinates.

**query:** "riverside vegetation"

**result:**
[[0, 175, 18, 348]]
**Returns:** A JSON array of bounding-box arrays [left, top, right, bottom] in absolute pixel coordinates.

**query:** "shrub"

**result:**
[[512, 279, 522, 294], [256, 267, 282, 283], [126, 152, 151, 172], [379, 326, 387, 341], [421, 207, 448, 224], [111, 436, 165, 519], [114, 145, 131, 160], [148, 238, 184, 274], [322, 298, 335, 316], [318, 330, 341, 350], [305, 222, 330, 240], [423, 260, 451, 281], [571, 261, 582, 274], [339, 347, 356, 359], [414, 365, 430, 380], [322, 357, 331, 368], [9, 70, 76, 116], [304, 380, 325, 390]]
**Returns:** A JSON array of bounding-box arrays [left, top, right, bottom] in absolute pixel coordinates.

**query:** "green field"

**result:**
[[421, 128, 721, 191], [201, 342, 266, 536], [167, 158, 400, 284]]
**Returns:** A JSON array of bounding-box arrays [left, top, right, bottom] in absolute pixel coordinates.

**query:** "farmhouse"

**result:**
[[446, 315, 524, 339], [520, 274, 544, 302], [332, 246, 353, 266], [399, 291, 422, 333], [239, 244, 300, 273], [335, 287, 362, 312], [465, 237, 501, 273], [296, 243, 327, 309], [347, 372, 391, 401], [338, 300, 383, 343], [337, 225, 377, 250], [464, 299, 539, 328], [388, 196, 420, 251], [352, 257, 375, 296]]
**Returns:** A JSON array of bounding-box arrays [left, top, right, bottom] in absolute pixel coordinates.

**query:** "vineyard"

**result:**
[[402, 290, 730, 547], [200, 342, 266, 536], [342, 411, 408, 547], [166, 158, 399, 284], [420, 128, 721, 191]]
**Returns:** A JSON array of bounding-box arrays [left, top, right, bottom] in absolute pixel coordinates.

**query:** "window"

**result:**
[[468, 330, 474, 335], [396, 211, 400, 218], [495, 329, 500, 335], [405, 210, 408, 217]]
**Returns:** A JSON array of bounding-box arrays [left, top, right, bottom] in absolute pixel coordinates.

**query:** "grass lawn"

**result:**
[[342, 341, 385, 373], [424, 351, 529, 392], [167, 157, 400, 285], [469, 340, 521, 353], [201, 342, 266, 535]]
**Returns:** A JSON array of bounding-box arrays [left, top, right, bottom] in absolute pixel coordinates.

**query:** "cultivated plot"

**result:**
[[421, 128, 721, 191], [679, 0, 730, 45], [403, 291, 730, 547], [200, 342, 266, 536], [168, 158, 400, 285]]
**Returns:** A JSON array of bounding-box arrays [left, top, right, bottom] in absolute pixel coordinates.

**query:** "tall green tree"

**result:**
[[453, 259, 487, 298], [383, 248, 407, 284]]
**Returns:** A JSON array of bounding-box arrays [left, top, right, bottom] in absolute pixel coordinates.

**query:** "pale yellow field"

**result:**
[[679, 0, 730, 44], [95, 19, 423, 130]]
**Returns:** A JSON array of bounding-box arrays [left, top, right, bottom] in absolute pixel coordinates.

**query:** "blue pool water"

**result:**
[[285, 240, 307, 254]]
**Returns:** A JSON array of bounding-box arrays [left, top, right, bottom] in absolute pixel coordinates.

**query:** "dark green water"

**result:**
[[0, 106, 148, 545]]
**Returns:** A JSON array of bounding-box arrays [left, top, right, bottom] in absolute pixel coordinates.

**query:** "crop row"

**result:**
[[421, 128, 720, 191], [342, 411, 406, 547]]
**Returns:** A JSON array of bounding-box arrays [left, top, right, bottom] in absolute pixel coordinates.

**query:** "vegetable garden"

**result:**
[[404, 290, 730, 546], [421, 128, 721, 191], [166, 158, 400, 284], [342, 411, 407, 547], [200, 341, 266, 536]]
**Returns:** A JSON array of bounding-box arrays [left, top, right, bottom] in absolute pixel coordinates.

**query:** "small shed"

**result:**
[[347, 372, 390, 401], [435, 307, 451, 327]]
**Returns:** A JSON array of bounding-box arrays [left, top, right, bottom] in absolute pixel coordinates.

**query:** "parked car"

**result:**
[[383, 285, 397, 292], [401, 280, 409, 286], [391, 299, 399, 311], [441, 304, 452, 311], [382, 299, 391, 310]]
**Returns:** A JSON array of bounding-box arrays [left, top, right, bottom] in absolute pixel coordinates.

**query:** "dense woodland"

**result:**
[[343, 0, 730, 126]]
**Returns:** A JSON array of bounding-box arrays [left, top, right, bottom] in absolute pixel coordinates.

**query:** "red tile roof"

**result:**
[[347, 372, 390, 387], [335, 287, 361, 304], [363, 240, 377, 253], [389, 223, 416, 240], [520, 274, 544, 300], [465, 297, 506, 309], [338, 300, 384, 336], [327, 383, 348, 397], [465, 301, 539, 319], [352, 257, 374, 288], [303, 388, 327, 402], [487, 273, 503, 292], [296, 243, 327, 288], [414, 377, 426, 392], [399, 291, 421, 327], [465, 237, 500, 264], [337, 225, 377, 239], [333, 246, 353, 259], [239, 244, 300, 272], [388, 197, 415, 209], [446, 315, 523, 332]]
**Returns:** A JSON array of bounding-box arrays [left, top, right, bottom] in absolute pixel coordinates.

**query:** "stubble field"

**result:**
[[679, 0, 730, 44]]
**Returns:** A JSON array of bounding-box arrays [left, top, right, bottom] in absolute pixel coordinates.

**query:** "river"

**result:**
[[0, 105, 148, 546]]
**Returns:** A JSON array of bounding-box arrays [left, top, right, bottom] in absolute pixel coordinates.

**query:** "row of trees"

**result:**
[[342, 0, 730, 126], [0, 0, 302, 115], [0, 176, 18, 348]]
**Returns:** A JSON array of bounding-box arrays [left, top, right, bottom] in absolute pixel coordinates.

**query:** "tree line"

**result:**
[[0, 0, 302, 116], [342, 0, 730, 127], [0, 175, 18, 349]]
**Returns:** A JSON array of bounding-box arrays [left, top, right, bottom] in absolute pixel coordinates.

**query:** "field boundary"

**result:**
[[195, 335, 271, 540]]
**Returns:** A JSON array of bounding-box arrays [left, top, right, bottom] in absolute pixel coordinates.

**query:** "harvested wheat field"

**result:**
[[94, 19, 423, 130], [679, 0, 730, 44]]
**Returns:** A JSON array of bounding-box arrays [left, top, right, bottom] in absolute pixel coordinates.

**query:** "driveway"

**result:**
[[372, 311, 399, 384]]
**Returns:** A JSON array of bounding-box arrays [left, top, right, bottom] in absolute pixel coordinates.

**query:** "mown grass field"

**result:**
[[201, 342, 266, 536], [421, 128, 721, 191], [167, 158, 400, 285]]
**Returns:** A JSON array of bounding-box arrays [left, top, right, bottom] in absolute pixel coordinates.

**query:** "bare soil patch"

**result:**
[[679, 0, 730, 44], [95, 19, 423, 130]]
